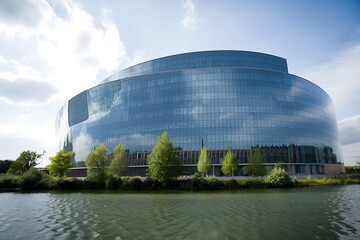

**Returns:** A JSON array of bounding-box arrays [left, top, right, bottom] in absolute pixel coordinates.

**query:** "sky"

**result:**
[[0, 0, 359, 166]]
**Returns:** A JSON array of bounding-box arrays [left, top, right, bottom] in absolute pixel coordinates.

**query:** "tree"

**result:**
[[148, 132, 182, 183], [197, 148, 211, 176], [246, 148, 266, 176], [85, 144, 111, 182], [7, 151, 41, 175], [110, 144, 129, 176], [221, 149, 238, 176], [48, 150, 74, 179], [0, 160, 13, 174]]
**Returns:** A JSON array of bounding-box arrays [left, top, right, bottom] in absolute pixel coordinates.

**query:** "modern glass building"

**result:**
[[56, 50, 343, 176]]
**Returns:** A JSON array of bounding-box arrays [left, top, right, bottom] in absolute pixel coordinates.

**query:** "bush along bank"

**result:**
[[1, 169, 360, 191]]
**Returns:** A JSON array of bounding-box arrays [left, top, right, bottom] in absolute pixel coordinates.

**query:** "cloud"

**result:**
[[0, 0, 126, 101], [181, 0, 198, 30], [0, 78, 57, 105], [0, 0, 128, 160], [338, 114, 360, 145], [302, 43, 360, 119], [342, 142, 360, 166], [0, 0, 49, 28]]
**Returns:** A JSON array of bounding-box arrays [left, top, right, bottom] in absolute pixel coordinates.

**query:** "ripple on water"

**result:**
[[1, 186, 360, 239]]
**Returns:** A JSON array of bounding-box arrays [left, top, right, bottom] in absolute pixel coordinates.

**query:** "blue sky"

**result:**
[[0, 0, 359, 166]]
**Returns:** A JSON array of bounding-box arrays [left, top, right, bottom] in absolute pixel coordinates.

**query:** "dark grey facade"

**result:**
[[56, 51, 343, 175]]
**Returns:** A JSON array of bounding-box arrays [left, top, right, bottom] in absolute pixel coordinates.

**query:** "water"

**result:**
[[0, 186, 359, 240]]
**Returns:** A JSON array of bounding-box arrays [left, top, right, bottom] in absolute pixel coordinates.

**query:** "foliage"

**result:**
[[224, 178, 239, 189], [245, 148, 266, 176], [148, 133, 183, 183], [106, 175, 122, 190], [191, 176, 223, 189], [121, 177, 143, 190], [265, 164, 293, 187], [0, 174, 21, 188], [221, 149, 238, 176], [85, 144, 111, 183], [345, 166, 360, 174], [110, 144, 129, 177], [197, 148, 211, 176], [240, 178, 266, 188], [142, 177, 162, 190], [20, 168, 55, 190], [54, 178, 89, 190], [48, 150, 74, 179], [7, 151, 41, 175], [0, 160, 13, 174]]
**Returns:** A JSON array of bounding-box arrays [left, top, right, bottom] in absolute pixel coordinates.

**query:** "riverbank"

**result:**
[[1, 172, 360, 191]]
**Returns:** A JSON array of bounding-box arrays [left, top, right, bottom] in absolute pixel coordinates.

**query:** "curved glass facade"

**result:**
[[56, 51, 342, 175]]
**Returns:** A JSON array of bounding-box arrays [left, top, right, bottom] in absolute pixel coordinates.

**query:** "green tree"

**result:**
[[246, 148, 266, 176], [85, 144, 111, 182], [197, 148, 211, 176], [110, 144, 129, 176], [48, 150, 74, 179], [148, 132, 182, 183], [0, 160, 13, 174], [8, 151, 40, 175], [221, 149, 238, 176]]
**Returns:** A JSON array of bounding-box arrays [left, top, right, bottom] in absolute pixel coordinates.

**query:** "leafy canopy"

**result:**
[[221, 149, 238, 176], [0, 160, 13, 174], [197, 148, 211, 175], [246, 148, 266, 176], [85, 144, 111, 182], [110, 144, 129, 177], [48, 150, 74, 179], [148, 132, 182, 183], [8, 151, 41, 175]]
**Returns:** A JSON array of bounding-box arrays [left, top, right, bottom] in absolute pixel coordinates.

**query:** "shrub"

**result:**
[[0, 174, 21, 188], [55, 178, 88, 190], [224, 179, 239, 189], [106, 175, 122, 190], [129, 177, 143, 190], [20, 168, 54, 190], [205, 176, 223, 189], [121, 177, 143, 190], [240, 178, 266, 188], [190, 176, 224, 190], [266, 165, 293, 187]]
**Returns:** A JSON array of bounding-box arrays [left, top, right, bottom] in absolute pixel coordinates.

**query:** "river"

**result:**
[[0, 185, 359, 239]]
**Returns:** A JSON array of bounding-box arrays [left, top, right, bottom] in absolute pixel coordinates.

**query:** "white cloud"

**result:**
[[0, 0, 127, 160], [0, 78, 57, 106], [342, 142, 360, 166], [0, 0, 126, 102], [302, 43, 360, 120], [339, 114, 360, 145], [181, 0, 198, 30]]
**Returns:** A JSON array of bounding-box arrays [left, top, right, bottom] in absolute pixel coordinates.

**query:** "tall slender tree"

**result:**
[[246, 148, 266, 176], [85, 144, 110, 182], [148, 132, 182, 183], [110, 144, 129, 176], [221, 149, 238, 176], [197, 148, 211, 176]]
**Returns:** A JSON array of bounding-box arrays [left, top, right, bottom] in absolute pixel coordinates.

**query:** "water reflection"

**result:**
[[0, 186, 359, 239]]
